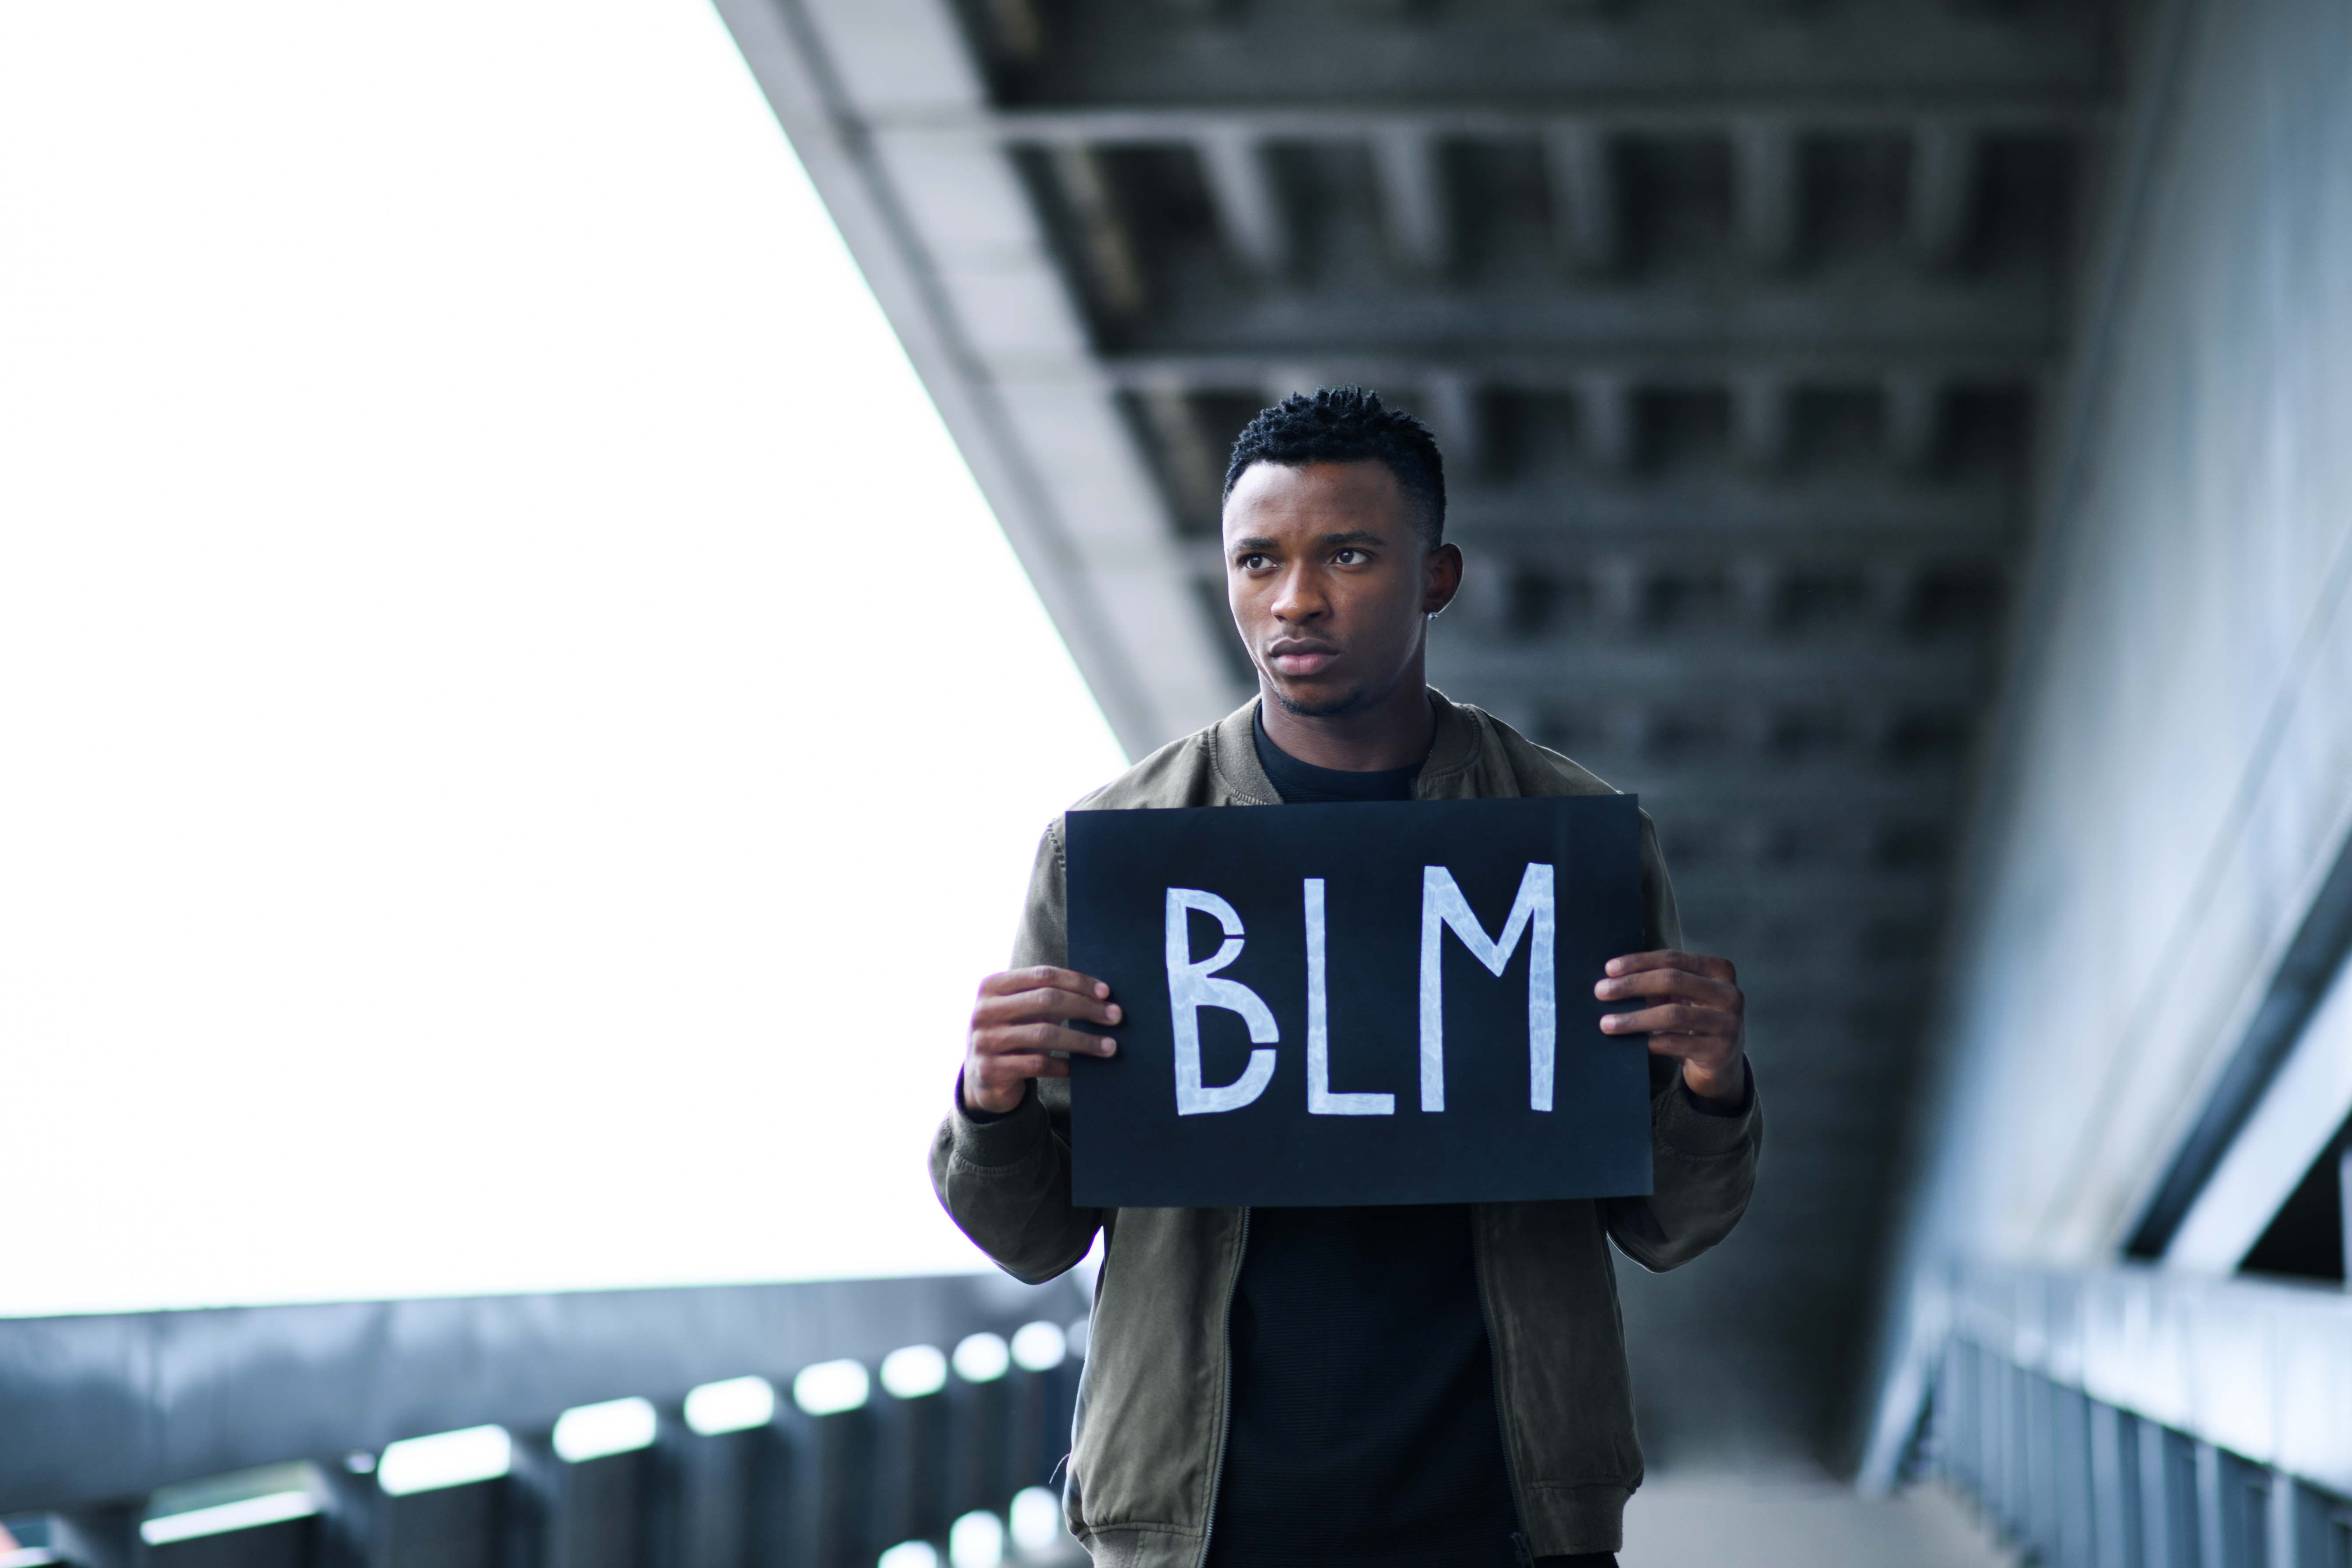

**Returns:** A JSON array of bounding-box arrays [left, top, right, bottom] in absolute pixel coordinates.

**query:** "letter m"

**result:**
[[1418, 865, 1558, 1113]]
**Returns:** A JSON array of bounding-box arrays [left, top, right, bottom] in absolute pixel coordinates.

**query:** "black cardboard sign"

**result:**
[[1065, 795, 1651, 1208]]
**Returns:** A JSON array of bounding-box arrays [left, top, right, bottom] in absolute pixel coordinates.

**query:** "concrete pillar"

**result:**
[[1884, 373, 1943, 471], [1731, 373, 1793, 472], [50, 1508, 138, 1568], [1542, 122, 1621, 272], [1578, 374, 1637, 471], [1909, 121, 1979, 268], [1731, 120, 1801, 269], [1049, 145, 1145, 315], [1196, 130, 1288, 274], [1369, 127, 1450, 273], [2338, 1146, 2349, 1292], [1418, 373, 1485, 476]]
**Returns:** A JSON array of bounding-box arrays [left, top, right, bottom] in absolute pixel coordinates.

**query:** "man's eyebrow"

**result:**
[[1229, 529, 1387, 552]]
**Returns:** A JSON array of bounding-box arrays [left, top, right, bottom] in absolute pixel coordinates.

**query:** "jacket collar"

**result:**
[[1418, 686, 1484, 790], [1206, 686, 1481, 805], [1208, 699, 1280, 805]]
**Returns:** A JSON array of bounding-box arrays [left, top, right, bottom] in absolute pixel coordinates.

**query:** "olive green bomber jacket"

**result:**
[[928, 692, 1762, 1565]]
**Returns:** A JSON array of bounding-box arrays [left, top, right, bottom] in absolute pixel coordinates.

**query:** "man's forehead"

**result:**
[[1228, 457, 1399, 498], [1224, 460, 1403, 527]]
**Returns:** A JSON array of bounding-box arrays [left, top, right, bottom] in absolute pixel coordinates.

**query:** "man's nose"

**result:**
[[1270, 566, 1326, 622]]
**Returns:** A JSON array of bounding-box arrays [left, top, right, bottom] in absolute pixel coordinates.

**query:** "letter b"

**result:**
[[1166, 888, 1279, 1116]]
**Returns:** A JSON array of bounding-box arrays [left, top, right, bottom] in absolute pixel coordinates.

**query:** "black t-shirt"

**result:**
[[1203, 714, 1530, 1568]]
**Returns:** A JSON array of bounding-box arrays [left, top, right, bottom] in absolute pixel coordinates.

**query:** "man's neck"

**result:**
[[1257, 676, 1435, 772]]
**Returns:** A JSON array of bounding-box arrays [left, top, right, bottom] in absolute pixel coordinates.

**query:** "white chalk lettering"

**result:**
[[1304, 878, 1395, 1116], [1418, 865, 1558, 1113], [1165, 888, 1279, 1116]]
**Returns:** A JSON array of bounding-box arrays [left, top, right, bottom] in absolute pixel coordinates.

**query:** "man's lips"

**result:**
[[1266, 643, 1338, 676]]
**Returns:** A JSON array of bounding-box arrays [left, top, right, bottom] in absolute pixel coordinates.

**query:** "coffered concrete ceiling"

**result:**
[[717, 0, 2113, 1467]]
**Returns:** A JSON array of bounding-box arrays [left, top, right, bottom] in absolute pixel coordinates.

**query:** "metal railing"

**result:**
[[0, 1274, 1091, 1568], [1897, 1264, 2352, 1568]]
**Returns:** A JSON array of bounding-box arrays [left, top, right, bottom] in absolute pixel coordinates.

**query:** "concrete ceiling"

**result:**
[[719, 0, 2114, 1469]]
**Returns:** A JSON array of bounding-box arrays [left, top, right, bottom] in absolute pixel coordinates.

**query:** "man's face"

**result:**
[[1223, 459, 1462, 719]]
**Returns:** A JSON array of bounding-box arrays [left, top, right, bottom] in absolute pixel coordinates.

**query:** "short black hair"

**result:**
[[1222, 386, 1447, 547]]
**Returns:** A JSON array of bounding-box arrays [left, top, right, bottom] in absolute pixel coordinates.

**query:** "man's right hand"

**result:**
[[962, 966, 1122, 1116]]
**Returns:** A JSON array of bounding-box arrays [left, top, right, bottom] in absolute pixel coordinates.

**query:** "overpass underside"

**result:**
[[11, 4, 2352, 1565], [718, 0, 2109, 1469]]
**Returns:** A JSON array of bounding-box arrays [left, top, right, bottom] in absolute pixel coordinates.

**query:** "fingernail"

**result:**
[[1106, 1005, 1123, 1022], [1095, 983, 1109, 997], [1100, 1041, 1117, 1056]]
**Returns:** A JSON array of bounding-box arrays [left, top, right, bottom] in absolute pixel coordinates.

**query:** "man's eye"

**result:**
[[1334, 548, 1364, 564], [1237, 553, 1266, 569]]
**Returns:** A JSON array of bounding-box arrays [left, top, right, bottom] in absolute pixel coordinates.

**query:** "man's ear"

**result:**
[[1423, 542, 1465, 616]]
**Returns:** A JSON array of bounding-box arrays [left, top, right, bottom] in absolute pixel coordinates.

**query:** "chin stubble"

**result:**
[[1269, 683, 1377, 720]]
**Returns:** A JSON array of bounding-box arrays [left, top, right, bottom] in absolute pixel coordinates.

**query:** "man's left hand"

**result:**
[[1595, 950, 1747, 1108]]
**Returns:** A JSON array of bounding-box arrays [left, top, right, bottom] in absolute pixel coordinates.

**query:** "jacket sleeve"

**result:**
[[1605, 810, 1764, 1271], [927, 821, 1105, 1285]]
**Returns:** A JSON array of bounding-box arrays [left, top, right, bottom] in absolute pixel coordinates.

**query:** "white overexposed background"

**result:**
[[0, 0, 1126, 1317]]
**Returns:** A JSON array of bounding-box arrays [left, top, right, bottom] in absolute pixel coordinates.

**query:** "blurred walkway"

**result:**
[[1621, 1475, 2011, 1568]]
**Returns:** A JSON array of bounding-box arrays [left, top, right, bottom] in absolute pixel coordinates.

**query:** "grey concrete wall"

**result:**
[[1886, 0, 2352, 1364]]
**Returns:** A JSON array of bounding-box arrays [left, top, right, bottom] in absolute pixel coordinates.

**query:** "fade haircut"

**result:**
[[1222, 386, 1447, 548]]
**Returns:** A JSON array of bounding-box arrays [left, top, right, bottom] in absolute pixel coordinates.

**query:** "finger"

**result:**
[[977, 1053, 1073, 1082], [977, 1022, 1119, 1059], [1599, 1002, 1738, 1037], [976, 1023, 1118, 1059], [975, 984, 1124, 1029], [1593, 969, 1741, 1009], [979, 966, 1115, 1003], [1603, 950, 1736, 983]]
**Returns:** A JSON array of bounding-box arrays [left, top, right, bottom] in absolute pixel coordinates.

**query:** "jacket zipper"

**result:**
[[1194, 1206, 1251, 1568], [1472, 1213, 1537, 1563]]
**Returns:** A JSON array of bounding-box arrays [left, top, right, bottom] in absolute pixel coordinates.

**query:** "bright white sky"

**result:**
[[0, 1, 1126, 1317]]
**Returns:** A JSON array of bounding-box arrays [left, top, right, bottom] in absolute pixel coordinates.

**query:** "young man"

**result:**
[[932, 388, 1760, 1568]]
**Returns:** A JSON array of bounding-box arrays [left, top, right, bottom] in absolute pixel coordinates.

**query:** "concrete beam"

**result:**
[[1431, 640, 1987, 704], [1260, 364, 1333, 405], [1446, 496, 2013, 551], [2164, 936, 2352, 1275], [982, 101, 2097, 144], [1190, 530, 2011, 591], [1661, 870, 1950, 913], [1097, 350, 2042, 397], [715, 0, 1237, 755], [985, 2, 2109, 111], [1590, 770, 1968, 816]]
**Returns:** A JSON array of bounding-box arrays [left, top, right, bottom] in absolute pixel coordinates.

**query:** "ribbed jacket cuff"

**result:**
[[1654, 1060, 1757, 1158], [1520, 1482, 1631, 1556], [950, 1077, 1051, 1169]]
